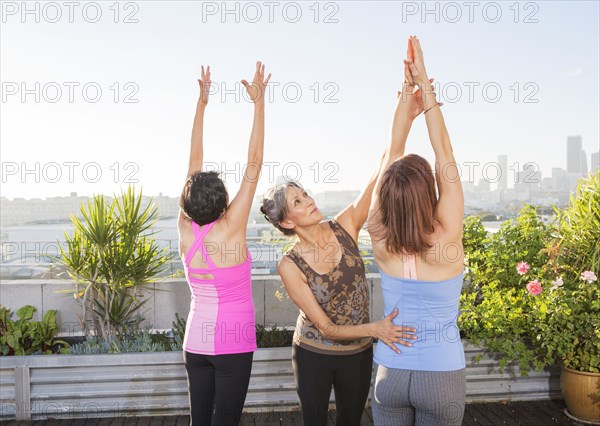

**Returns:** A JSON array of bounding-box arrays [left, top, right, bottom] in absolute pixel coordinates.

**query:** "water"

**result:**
[[0, 219, 287, 279], [2, 219, 492, 280]]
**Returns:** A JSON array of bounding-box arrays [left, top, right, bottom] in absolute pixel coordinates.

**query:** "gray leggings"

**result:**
[[371, 363, 466, 426]]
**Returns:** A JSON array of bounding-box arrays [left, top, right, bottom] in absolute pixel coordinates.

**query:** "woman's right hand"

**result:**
[[372, 308, 417, 354], [408, 35, 429, 85], [198, 65, 211, 106]]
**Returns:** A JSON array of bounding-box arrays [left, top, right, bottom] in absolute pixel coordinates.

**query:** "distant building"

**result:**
[[497, 155, 508, 191], [552, 168, 568, 192], [567, 135, 583, 175], [0, 193, 86, 227], [581, 150, 588, 175], [515, 163, 540, 191], [541, 177, 553, 191], [567, 173, 582, 192], [153, 194, 180, 219], [591, 152, 599, 174], [0, 193, 181, 227], [478, 178, 490, 192]]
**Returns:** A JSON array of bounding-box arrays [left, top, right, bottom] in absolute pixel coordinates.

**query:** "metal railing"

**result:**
[[0, 343, 561, 421]]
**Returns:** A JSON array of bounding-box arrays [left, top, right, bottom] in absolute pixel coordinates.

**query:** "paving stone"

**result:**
[[3, 401, 580, 425]]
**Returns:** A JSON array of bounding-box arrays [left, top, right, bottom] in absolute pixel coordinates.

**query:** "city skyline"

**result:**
[[1, 134, 598, 202]]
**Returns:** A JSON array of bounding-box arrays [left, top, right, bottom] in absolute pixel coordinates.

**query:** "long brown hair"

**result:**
[[376, 154, 438, 254]]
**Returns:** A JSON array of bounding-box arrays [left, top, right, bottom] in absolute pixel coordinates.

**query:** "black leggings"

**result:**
[[183, 350, 253, 426], [292, 344, 373, 426]]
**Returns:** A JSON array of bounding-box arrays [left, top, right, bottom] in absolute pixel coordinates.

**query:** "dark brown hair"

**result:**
[[179, 171, 228, 226], [376, 154, 438, 254]]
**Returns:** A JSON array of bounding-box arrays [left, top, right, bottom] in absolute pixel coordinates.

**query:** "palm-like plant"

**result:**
[[541, 172, 600, 372], [552, 172, 600, 275], [59, 187, 170, 341]]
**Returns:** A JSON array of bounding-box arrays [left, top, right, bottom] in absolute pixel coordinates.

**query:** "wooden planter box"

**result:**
[[0, 342, 561, 421]]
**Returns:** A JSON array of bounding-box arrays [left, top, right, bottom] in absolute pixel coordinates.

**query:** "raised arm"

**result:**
[[178, 65, 211, 224], [224, 61, 271, 232], [367, 40, 437, 224], [407, 36, 463, 237], [186, 65, 211, 178], [278, 258, 416, 353], [335, 149, 387, 241]]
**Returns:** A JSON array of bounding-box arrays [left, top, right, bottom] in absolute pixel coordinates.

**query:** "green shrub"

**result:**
[[256, 324, 290, 348], [460, 205, 555, 373], [0, 305, 69, 355], [69, 330, 168, 354], [460, 205, 558, 374], [460, 173, 600, 374]]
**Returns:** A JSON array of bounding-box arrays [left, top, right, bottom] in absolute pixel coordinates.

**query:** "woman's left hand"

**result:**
[[242, 61, 272, 104]]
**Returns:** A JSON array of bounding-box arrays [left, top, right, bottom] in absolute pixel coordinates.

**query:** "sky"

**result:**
[[1, 0, 599, 200]]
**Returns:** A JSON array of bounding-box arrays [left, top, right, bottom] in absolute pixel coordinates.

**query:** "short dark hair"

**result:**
[[179, 171, 228, 226]]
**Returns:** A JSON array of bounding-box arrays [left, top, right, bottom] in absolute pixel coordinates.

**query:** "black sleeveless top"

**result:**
[[283, 220, 372, 355]]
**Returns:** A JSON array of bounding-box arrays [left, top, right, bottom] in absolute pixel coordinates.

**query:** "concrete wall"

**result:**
[[0, 275, 385, 334]]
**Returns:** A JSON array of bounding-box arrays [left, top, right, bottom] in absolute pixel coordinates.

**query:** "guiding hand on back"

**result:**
[[374, 308, 417, 354]]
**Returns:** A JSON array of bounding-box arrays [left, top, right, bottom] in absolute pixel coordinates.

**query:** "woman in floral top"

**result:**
[[260, 146, 423, 425]]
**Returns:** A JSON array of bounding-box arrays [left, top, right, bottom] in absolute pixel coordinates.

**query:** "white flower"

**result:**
[[551, 277, 564, 290], [580, 271, 598, 283]]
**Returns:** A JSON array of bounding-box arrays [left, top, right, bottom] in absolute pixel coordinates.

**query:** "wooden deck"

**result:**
[[3, 400, 582, 425]]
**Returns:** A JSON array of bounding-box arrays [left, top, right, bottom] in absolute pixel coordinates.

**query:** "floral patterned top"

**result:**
[[283, 220, 372, 355]]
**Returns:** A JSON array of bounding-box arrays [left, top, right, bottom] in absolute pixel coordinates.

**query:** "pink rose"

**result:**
[[580, 271, 598, 283], [526, 279, 543, 296], [516, 261, 530, 276]]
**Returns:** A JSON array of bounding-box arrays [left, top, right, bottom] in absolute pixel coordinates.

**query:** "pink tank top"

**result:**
[[182, 220, 257, 355]]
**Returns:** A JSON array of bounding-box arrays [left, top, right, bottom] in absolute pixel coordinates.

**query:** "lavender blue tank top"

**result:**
[[374, 254, 465, 371], [182, 220, 257, 355]]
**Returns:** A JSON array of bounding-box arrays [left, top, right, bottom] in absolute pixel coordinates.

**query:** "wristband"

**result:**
[[423, 104, 440, 115]]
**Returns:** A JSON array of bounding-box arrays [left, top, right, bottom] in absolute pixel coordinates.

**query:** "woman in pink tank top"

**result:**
[[177, 62, 271, 426]]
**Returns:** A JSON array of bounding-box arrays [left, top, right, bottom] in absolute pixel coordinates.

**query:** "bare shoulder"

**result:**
[[176, 218, 194, 257], [432, 222, 463, 249], [367, 217, 390, 257], [277, 254, 303, 281], [210, 215, 246, 242], [423, 225, 464, 269]]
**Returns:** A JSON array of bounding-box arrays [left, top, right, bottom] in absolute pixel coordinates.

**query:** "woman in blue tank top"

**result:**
[[366, 36, 466, 426]]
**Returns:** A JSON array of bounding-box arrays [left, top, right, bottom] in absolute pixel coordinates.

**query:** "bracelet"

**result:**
[[423, 104, 440, 115]]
